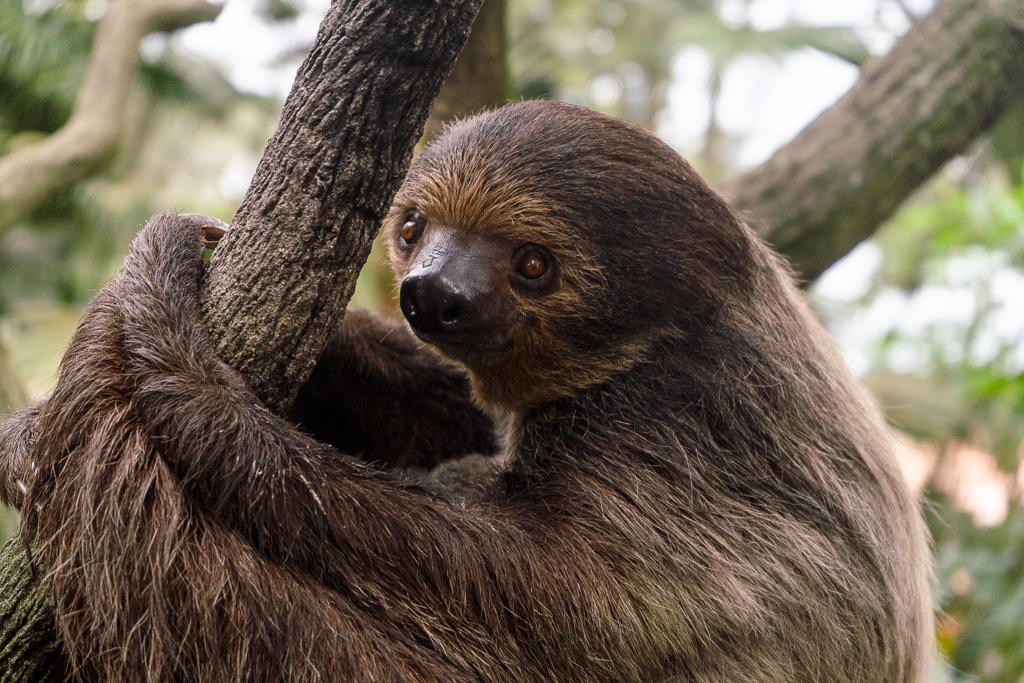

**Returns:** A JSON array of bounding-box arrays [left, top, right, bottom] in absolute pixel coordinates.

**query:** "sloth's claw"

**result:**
[[180, 213, 230, 250]]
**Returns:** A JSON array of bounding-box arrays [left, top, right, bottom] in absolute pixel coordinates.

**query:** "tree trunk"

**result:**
[[0, 1, 482, 680], [0, 538, 67, 683], [722, 0, 1024, 282], [200, 0, 483, 414]]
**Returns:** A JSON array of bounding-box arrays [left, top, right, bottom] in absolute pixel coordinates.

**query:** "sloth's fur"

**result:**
[[288, 308, 500, 470], [0, 100, 932, 683]]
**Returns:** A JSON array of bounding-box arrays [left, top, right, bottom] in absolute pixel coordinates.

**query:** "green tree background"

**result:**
[[2, 0, 1024, 680]]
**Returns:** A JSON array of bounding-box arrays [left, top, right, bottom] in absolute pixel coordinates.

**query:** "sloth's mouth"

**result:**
[[414, 329, 514, 365]]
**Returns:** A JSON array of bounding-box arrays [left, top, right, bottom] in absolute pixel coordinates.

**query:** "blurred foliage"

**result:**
[[0, 0, 92, 144], [257, 0, 300, 22], [931, 500, 1024, 682], [0, 0, 276, 316], [873, 169, 1024, 292], [990, 101, 1024, 186], [0, 506, 17, 546], [508, 0, 869, 174], [815, 158, 1024, 681]]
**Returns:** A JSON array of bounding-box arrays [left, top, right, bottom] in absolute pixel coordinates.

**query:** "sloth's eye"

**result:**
[[401, 213, 424, 244], [518, 254, 547, 279], [511, 244, 555, 291]]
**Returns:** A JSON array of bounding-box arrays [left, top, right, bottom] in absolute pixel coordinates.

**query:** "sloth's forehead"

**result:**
[[395, 160, 573, 242]]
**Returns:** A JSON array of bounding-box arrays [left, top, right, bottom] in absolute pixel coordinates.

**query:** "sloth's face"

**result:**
[[389, 207, 559, 366], [384, 202, 600, 413], [384, 187, 669, 415], [382, 100, 751, 411]]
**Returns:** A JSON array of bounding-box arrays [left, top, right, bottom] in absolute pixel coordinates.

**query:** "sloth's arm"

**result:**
[[109, 216, 667, 676], [289, 308, 499, 470], [15, 217, 479, 682]]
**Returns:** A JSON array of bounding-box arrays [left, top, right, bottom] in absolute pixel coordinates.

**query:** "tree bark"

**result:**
[[200, 0, 485, 413], [722, 0, 1024, 282], [0, 0, 222, 233], [0, 1, 483, 680], [0, 538, 68, 683]]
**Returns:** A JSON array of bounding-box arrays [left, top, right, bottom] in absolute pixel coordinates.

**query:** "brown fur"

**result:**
[[288, 308, 499, 470], [0, 100, 932, 682]]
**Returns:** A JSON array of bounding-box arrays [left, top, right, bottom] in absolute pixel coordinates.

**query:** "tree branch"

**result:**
[[201, 0, 485, 413], [722, 0, 1024, 281], [0, 0, 222, 232], [0, 536, 67, 683]]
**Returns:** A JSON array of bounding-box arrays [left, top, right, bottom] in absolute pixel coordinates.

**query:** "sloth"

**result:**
[[0, 100, 933, 683]]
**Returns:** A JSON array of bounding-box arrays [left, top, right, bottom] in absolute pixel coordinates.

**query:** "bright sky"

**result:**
[[175, 0, 935, 170], [174, 0, 330, 97], [659, 0, 935, 166]]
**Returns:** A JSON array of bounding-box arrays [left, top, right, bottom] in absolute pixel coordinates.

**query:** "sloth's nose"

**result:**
[[400, 273, 485, 338]]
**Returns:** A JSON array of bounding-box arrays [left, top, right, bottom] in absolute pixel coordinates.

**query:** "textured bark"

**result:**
[[722, 0, 1024, 282], [0, 0, 222, 232], [201, 0, 484, 413], [423, 0, 509, 142], [0, 538, 68, 683], [0, 1, 482, 681]]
